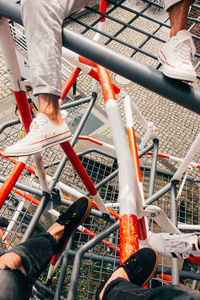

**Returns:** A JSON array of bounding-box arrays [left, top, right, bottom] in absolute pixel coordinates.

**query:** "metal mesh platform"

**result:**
[[1, 116, 200, 298]]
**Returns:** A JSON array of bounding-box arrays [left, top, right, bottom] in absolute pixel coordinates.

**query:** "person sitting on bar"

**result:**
[[4, 0, 197, 158]]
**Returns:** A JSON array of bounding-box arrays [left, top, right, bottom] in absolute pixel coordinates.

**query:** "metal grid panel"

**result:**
[[1, 118, 200, 298]]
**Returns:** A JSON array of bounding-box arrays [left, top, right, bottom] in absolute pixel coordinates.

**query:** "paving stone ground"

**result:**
[[0, 0, 200, 178]]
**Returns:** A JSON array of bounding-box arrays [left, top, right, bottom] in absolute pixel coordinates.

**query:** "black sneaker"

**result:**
[[54, 196, 93, 255]]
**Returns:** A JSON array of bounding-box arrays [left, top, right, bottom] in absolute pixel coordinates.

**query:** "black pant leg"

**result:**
[[0, 232, 57, 284], [102, 278, 200, 300], [0, 268, 31, 300]]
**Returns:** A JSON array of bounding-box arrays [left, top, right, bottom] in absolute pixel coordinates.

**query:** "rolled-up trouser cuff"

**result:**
[[33, 85, 61, 98], [163, 0, 182, 10], [102, 277, 139, 300], [163, 0, 193, 11], [0, 232, 57, 284]]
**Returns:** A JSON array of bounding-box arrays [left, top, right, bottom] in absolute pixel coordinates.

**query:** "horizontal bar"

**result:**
[[1, 0, 200, 114]]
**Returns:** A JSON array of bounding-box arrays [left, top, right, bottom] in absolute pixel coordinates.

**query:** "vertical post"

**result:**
[[148, 138, 159, 198], [123, 95, 147, 242], [97, 65, 139, 263], [171, 182, 179, 284]]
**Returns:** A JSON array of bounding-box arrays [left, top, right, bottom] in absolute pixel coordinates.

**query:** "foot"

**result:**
[[158, 30, 197, 82], [52, 196, 93, 255], [4, 113, 72, 157], [99, 267, 129, 300], [96, 247, 158, 300], [148, 232, 200, 258], [0, 252, 26, 275]]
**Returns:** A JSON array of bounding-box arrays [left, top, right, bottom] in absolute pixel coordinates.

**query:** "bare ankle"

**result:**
[[0, 253, 26, 275], [47, 223, 65, 242], [38, 94, 63, 125], [99, 267, 129, 300]]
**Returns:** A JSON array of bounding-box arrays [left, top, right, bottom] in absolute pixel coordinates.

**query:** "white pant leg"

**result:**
[[21, 0, 99, 97], [163, 0, 194, 11], [163, 0, 182, 10]]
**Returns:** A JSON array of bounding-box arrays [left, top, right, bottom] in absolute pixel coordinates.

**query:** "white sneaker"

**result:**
[[4, 113, 72, 157], [148, 232, 200, 259], [158, 30, 197, 82]]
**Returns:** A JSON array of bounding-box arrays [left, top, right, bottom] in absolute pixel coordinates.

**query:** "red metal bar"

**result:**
[[60, 141, 98, 196], [96, 65, 117, 103], [78, 136, 103, 146], [99, 0, 107, 21], [127, 128, 142, 183], [127, 127, 147, 241], [13, 90, 32, 133], [13, 188, 40, 206], [120, 214, 139, 264], [0, 161, 25, 209], [79, 56, 97, 68], [61, 67, 81, 101], [88, 68, 121, 94], [188, 256, 200, 266]]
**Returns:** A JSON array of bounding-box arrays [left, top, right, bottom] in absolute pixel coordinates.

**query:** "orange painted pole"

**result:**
[[97, 64, 139, 264], [0, 161, 26, 209]]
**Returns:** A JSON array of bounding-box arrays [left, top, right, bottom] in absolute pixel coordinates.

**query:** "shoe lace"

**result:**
[[172, 35, 196, 62], [26, 115, 48, 138], [166, 239, 191, 259]]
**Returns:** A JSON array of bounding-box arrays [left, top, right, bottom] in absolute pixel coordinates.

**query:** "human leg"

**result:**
[[100, 278, 200, 300], [96, 247, 200, 300], [96, 247, 159, 300], [0, 196, 92, 300], [158, 0, 196, 82], [168, 0, 190, 37], [4, 0, 99, 157]]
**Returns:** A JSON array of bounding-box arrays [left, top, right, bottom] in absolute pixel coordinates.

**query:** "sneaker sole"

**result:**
[[4, 133, 72, 157], [158, 52, 196, 83]]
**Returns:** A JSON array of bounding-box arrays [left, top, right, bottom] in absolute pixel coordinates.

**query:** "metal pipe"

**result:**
[[67, 221, 119, 300], [148, 139, 159, 198], [0, 175, 43, 197], [1, 0, 200, 114], [20, 193, 50, 242], [54, 240, 72, 300], [145, 182, 172, 205], [171, 183, 179, 285]]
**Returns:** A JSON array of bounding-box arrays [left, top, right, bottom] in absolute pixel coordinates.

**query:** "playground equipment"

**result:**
[[0, 0, 200, 299]]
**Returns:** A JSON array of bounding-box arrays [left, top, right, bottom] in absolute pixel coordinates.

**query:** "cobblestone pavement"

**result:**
[[0, 0, 200, 178]]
